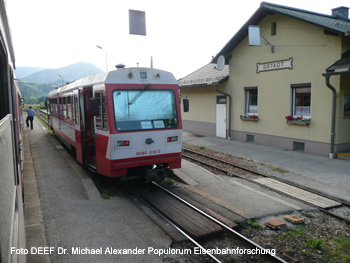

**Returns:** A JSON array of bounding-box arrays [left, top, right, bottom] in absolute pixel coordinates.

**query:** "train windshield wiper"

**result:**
[[128, 84, 151, 105]]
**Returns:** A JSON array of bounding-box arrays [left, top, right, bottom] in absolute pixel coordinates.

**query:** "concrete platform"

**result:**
[[24, 118, 171, 263]]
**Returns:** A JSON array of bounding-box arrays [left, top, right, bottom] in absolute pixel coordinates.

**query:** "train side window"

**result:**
[[67, 95, 72, 120], [74, 95, 79, 125], [63, 97, 67, 118], [54, 99, 57, 115], [95, 92, 108, 130], [59, 97, 63, 116], [49, 99, 53, 114]]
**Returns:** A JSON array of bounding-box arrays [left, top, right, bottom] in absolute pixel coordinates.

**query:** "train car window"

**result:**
[[0, 51, 10, 118], [74, 95, 79, 125], [67, 95, 72, 120], [59, 97, 63, 116], [62, 97, 66, 118], [113, 90, 177, 131], [95, 92, 108, 130], [49, 99, 52, 113], [54, 98, 58, 115]]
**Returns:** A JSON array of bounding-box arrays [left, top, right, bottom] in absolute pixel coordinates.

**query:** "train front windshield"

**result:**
[[113, 90, 178, 131]]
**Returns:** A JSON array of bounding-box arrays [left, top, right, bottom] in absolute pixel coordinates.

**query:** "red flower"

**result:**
[[251, 115, 258, 119], [285, 115, 293, 121]]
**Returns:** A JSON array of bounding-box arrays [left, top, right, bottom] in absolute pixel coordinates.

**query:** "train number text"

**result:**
[[136, 149, 160, 156]]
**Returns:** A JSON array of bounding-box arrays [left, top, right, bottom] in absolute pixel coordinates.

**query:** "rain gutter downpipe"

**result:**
[[323, 74, 336, 159], [214, 82, 232, 140]]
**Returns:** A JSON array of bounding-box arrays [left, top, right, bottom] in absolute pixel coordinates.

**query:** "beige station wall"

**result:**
[[228, 14, 342, 144], [180, 84, 228, 124]]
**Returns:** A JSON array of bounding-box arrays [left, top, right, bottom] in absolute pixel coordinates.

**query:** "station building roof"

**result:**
[[178, 63, 229, 88], [212, 2, 350, 64], [325, 50, 350, 75]]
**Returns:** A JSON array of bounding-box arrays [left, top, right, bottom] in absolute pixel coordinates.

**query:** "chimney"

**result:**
[[332, 6, 349, 21]]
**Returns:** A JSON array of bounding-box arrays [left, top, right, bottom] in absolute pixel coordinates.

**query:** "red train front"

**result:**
[[48, 67, 184, 179]]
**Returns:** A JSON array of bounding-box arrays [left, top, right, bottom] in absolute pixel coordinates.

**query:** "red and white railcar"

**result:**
[[48, 67, 185, 179]]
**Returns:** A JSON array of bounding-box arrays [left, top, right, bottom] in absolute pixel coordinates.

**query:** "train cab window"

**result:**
[[113, 90, 178, 131], [95, 92, 108, 130]]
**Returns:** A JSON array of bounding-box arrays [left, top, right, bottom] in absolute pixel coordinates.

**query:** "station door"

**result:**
[[216, 96, 227, 138]]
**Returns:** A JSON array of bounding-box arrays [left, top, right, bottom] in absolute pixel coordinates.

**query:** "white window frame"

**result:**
[[244, 87, 258, 116], [291, 83, 311, 119]]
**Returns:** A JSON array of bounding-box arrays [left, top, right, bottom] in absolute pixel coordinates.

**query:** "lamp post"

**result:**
[[96, 45, 108, 72], [58, 74, 63, 86]]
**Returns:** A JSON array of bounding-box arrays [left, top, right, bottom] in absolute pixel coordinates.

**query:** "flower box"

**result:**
[[287, 119, 310, 126], [285, 115, 310, 126], [240, 115, 259, 122]]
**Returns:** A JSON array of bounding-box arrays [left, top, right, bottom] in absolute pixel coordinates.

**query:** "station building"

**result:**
[[179, 2, 350, 158]]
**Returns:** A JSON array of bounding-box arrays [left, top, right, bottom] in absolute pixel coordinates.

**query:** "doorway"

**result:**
[[216, 96, 227, 138]]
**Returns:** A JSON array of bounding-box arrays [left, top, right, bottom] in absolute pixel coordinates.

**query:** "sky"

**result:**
[[6, 0, 349, 79]]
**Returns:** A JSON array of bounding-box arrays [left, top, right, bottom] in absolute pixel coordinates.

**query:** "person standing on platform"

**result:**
[[23, 106, 35, 130]]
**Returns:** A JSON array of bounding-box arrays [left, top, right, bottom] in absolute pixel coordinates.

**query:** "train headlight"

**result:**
[[117, 140, 130, 147], [167, 136, 178, 143]]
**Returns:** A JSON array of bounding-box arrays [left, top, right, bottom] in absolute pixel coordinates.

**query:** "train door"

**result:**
[[73, 90, 82, 163], [216, 96, 227, 138], [80, 87, 96, 169]]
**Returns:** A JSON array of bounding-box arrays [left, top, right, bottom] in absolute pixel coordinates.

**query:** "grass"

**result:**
[[308, 239, 322, 249], [101, 189, 111, 199], [277, 226, 350, 262], [300, 212, 314, 218], [247, 219, 263, 230], [270, 167, 289, 173], [195, 145, 208, 151]]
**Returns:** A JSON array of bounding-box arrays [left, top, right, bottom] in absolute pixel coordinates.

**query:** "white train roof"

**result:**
[[48, 67, 177, 97]]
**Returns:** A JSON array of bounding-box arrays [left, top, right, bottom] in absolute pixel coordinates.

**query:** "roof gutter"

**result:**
[[214, 79, 231, 140]]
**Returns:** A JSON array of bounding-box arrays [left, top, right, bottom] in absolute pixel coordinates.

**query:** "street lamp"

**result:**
[[58, 74, 63, 86], [96, 45, 108, 72]]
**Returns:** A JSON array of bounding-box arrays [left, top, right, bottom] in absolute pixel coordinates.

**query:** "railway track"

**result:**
[[139, 181, 287, 263], [35, 108, 50, 127], [182, 146, 350, 224]]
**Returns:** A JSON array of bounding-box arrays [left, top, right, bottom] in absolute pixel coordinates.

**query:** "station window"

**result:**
[[271, 22, 277, 36], [291, 84, 311, 118], [95, 92, 108, 130], [216, 96, 227, 104], [244, 87, 258, 116], [343, 94, 350, 118]]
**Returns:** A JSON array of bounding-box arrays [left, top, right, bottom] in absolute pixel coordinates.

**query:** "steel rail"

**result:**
[[152, 181, 287, 263], [182, 147, 350, 208], [34, 109, 49, 127], [182, 148, 350, 224]]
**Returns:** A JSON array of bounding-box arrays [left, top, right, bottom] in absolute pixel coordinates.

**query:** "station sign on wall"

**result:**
[[257, 57, 293, 73]]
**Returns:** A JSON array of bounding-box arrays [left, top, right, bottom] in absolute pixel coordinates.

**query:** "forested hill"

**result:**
[[16, 62, 103, 104], [19, 62, 103, 85]]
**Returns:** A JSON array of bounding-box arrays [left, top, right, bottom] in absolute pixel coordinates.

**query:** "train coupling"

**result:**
[[145, 165, 170, 183]]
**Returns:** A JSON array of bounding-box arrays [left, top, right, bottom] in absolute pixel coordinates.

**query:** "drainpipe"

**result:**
[[324, 74, 337, 159], [214, 84, 232, 140]]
